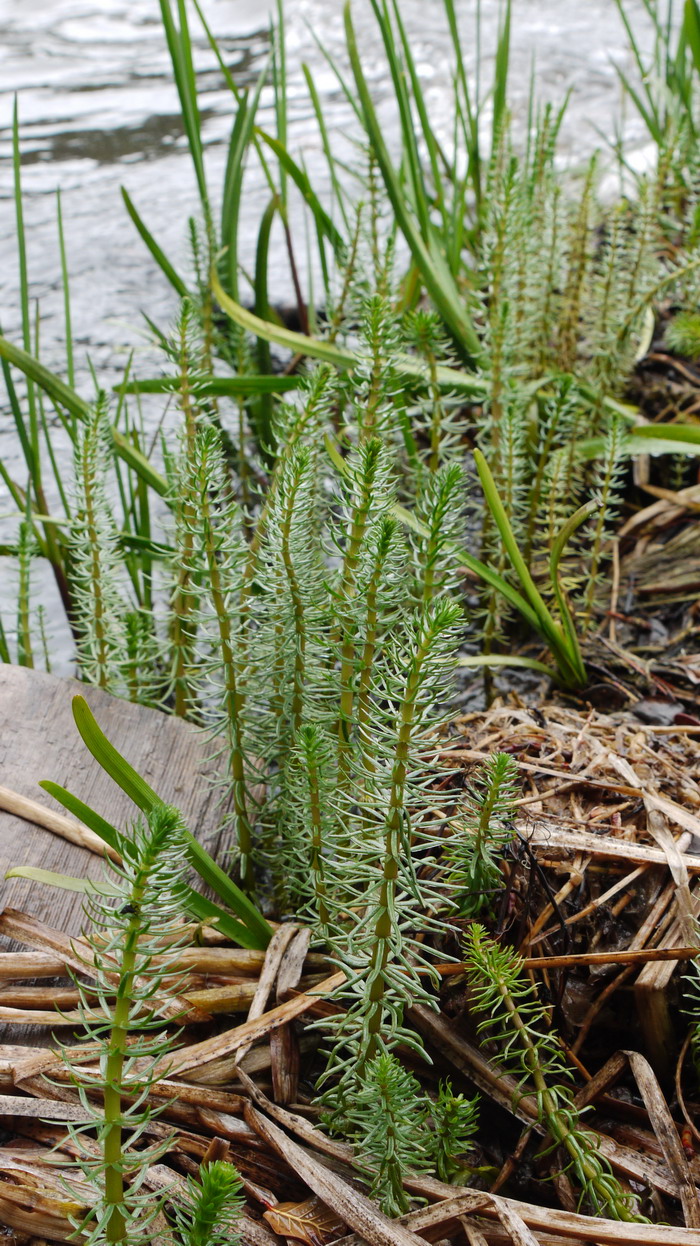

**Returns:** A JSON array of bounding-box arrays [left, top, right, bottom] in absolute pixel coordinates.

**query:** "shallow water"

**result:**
[[0, 0, 661, 382], [0, 0, 663, 667]]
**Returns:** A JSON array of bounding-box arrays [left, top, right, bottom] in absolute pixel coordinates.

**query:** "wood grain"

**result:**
[[0, 665, 232, 1041]]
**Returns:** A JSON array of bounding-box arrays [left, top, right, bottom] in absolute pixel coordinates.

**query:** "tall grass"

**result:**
[[2, 0, 700, 694]]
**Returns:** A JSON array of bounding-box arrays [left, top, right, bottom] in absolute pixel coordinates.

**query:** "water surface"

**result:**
[[0, 0, 661, 666]]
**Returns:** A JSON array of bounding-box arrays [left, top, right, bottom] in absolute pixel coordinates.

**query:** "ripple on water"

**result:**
[[0, 0, 668, 668]]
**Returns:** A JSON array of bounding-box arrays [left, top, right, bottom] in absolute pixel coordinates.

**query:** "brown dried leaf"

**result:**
[[245, 1104, 427, 1246], [264, 1196, 346, 1246]]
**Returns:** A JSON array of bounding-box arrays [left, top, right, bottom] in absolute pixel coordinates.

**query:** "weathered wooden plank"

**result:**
[[0, 664, 231, 942]]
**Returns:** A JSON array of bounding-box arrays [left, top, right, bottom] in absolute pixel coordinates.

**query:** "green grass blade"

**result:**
[[373, 0, 432, 239], [159, 0, 208, 209], [0, 335, 169, 497], [389, 0, 445, 210], [117, 374, 301, 396], [492, 0, 511, 151], [256, 129, 346, 260], [0, 334, 90, 420], [56, 190, 75, 391], [72, 695, 160, 811], [302, 62, 351, 233], [221, 76, 269, 297], [635, 423, 700, 445], [344, 2, 481, 360], [614, 0, 661, 136], [0, 336, 36, 478], [71, 696, 273, 947], [183, 890, 262, 948], [458, 654, 557, 677], [548, 500, 597, 686], [39, 780, 123, 854], [0, 614, 10, 664], [183, 838, 272, 948], [324, 435, 543, 632], [213, 272, 356, 367], [41, 778, 266, 948], [6, 867, 120, 895], [252, 195, 278, 458], [213, 272, 487, 393], [473, 448, 578, 681], [576, 428, 700, 460], [273, 0, 288, 206], [121, 187, 190, 298], [12, 102, 33, 374], [112, 432, 169, 498]]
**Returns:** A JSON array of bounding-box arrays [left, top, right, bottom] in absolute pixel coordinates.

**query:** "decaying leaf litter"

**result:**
[[2, 699, 700, 1244]]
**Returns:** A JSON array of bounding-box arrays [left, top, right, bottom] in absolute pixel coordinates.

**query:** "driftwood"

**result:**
[[3, 674, 700, 1243], [0, 664, 233, 941]]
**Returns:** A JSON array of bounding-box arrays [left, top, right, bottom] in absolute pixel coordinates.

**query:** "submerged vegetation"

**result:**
[[1, 0, 700, 1239]]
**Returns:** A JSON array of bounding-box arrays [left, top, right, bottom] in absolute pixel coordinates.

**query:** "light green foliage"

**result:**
[[471, 122, 672, 643], [342, 1052, 431, 1216], [6, 0, 700, 695], [579, 417, 626, 625], [428, 1080, 480, 1184], [413, 463, 466, 606], [171, 422, 258, 886], [7, 0, 700, 1151], [317, 598, 463, 1100], [60, 804, 191, 1245], [464, 924, 645, 1222], [15, 504, 37, 669], [444, 752, 519, 917], [342, 1059, 479, 1207], [68, 396, 129, 694], [171, 1160, 244, 1246], [666, 310, 700, 358], [404, 309, 461, 470]]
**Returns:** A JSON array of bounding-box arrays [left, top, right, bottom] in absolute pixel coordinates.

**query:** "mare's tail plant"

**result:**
[[171, 422, 258, 891], [171, 1160, 244, 1246], [444, 752, 519, 917], [464, 924, 645, 1222], [318, 598, 463, 1103], [60, 804, 191, 1244], [427, 1080, 480, 1185], [342, 1059, 480, 1211], [342, 1052, 431, 1216], [69, 395, 128, 694]]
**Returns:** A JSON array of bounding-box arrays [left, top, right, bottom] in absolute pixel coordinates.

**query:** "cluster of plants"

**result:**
[[3, 0, 700, 1235]]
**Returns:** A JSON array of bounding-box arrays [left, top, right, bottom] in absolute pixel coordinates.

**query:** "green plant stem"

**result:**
[[199, 486, 254, 893], [357, 536, 392, 775], [363, 612, 437, 1064], [17, 521, 34, 669], [280, 469, 307, 735], [102, 902, 143, 1243], [306, 738, 330, 930], [337, 446, 381, 782], [80, 434, 110, 689], [171, 320, 200, 717], [491, 965, 638, 1221]]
